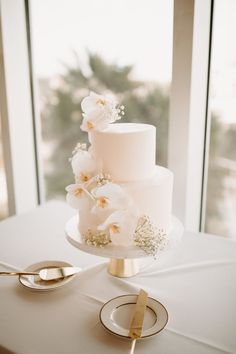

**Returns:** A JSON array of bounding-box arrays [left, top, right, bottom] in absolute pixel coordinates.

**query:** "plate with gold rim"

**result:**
[[19, 260, 77, 291], [99, 294, 168, 338]]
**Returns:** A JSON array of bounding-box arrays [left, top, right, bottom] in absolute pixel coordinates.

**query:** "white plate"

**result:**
[[19, 260, 76, 291], [99, 294, 168, 339], [65, 215, 183, 259]]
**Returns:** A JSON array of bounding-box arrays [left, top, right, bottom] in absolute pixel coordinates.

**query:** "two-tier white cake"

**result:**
[[89, 123, 173, 233], [66, 91, 173, 256]]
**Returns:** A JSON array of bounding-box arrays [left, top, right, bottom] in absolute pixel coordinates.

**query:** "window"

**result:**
[[203, 0, 236, 238], [2, 0, 234, 238], [30, 0, 173, 200]]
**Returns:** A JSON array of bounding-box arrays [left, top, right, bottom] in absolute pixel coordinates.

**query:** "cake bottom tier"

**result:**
[[121, 166, 173, 233], [78, 165, 173, 246]]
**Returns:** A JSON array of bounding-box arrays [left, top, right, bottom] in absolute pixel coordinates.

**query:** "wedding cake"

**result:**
[[66, 92, 173, 256]]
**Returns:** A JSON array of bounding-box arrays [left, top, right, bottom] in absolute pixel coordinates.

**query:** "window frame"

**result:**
[[0, 0, 39, 215], [168, 0, 212, 232], [0, 0, 213, 233]]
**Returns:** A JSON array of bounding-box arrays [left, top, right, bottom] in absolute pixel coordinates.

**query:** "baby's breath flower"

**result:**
[[72, 142, 87, 156], [83, 229, 111, 247], [95, 173, 112, 186], [134, 215, 168, 257]]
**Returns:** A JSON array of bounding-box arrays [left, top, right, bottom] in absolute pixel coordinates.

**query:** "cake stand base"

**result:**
[[108, 258, 139, 278]]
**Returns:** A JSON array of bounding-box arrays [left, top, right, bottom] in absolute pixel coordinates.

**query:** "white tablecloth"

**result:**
[[0, 201, 235, 354]]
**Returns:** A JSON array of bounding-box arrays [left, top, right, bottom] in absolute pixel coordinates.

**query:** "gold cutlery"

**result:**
[[128, 289, 148, 354], [0, 266, 81, 281]]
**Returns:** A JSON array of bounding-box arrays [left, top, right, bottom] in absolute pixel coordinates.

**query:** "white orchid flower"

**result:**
[[80, 91, 123, 132], [65, 184, 94, 210], [98, 210, 139, 246], [71, 149, 98, 183], [91, 183, 132, 214], [81, 91, 116, 114], [80, 110, 110, 132]]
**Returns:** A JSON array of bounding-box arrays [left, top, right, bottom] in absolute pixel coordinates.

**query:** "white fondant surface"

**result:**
[[122, 166, 173, 233], [89, 123, 156, 182]]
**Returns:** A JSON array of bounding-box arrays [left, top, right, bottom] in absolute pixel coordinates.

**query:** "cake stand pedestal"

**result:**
[[108, 258, 139, 277], [65, 215, 183, 278]]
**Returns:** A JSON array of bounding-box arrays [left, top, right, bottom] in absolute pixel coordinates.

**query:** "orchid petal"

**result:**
[[71, 149, 98, 182], [98, 210, 138, 246], [65, 183, 93, 210], [80, 91, 122, 132], [91, 183, 132, 214]]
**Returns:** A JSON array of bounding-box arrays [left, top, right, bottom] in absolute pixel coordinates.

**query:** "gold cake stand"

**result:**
[[65, 215, 183, 278], [107, 258, 139, 277]]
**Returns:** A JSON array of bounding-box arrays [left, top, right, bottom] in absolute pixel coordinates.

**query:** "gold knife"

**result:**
[[128, 289, 148, 354]]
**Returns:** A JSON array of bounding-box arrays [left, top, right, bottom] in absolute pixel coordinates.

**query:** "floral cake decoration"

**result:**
[[66, 91, 167, 256]]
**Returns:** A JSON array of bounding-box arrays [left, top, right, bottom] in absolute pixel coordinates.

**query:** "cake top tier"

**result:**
[[97, 122, 152, 134], [90, 123, 156, 182], [76, 91, 156, 181]]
